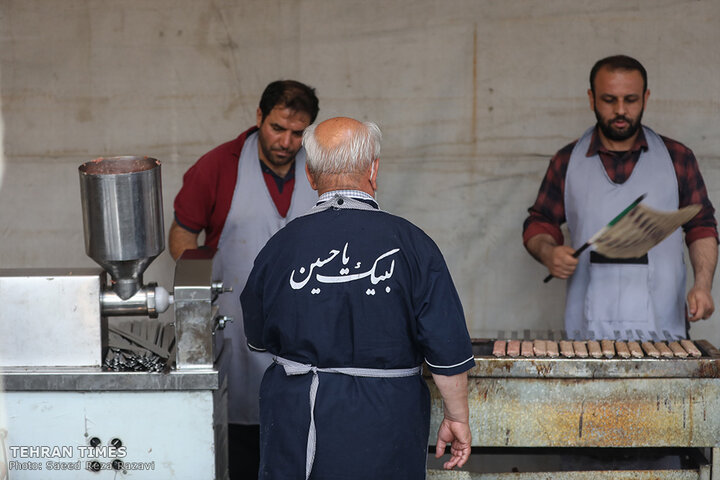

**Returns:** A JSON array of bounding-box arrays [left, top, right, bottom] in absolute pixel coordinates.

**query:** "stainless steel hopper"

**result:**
[[78, 156, 164, 300]]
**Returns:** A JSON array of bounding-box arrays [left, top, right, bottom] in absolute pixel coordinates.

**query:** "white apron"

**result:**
[[564, 126, 686, 340], [213, 131, 317, 424]]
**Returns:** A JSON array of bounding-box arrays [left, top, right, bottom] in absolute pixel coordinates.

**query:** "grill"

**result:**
[[427, 332, 720, 479]]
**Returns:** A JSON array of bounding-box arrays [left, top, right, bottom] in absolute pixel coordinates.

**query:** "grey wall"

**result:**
[[2, 0, 720, 344]]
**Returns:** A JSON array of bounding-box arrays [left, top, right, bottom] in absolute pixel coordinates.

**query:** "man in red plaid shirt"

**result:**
[[523, 55, 718, 340]]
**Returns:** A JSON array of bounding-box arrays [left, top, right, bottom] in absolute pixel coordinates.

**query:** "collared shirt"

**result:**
[[523, 126, 718, 247], [260, 159, 295, 193], [174, 127, 257, 247], [174, 126, 301, 245], [240, 190, 473, 478], [317, 189, 378, 208], [260, 160, 296, 218]]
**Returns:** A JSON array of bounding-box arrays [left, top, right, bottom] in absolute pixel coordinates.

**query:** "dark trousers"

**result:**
[[229, 424, 260, 480]]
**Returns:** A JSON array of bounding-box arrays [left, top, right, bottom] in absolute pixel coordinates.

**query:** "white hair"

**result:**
[[303, 121, 382, 175]]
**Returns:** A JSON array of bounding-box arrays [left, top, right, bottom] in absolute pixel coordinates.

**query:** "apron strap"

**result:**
[[273, 356, 421, 479]]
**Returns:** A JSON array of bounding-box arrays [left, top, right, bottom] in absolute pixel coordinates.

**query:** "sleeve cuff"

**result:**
[[174, 212, 203, 234], [247, 342, 267, 352], [685, 226, 719, 246], [425, 356, 475, 376], [523, 222, 564, 247]]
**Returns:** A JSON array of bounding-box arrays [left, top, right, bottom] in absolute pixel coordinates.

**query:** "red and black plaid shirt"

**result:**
[[523, 126, 718, 247]]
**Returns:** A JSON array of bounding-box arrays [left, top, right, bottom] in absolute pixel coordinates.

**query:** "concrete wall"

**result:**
[[2, 0, 720, 344]]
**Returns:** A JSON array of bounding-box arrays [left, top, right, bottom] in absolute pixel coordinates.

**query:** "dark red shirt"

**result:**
[[523, 127, 718, 247], [259, 160, 295, 218], [174, 126, 296, 248]]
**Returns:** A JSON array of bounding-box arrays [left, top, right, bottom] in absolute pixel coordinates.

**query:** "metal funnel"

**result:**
[[79, 156, 165, 300]]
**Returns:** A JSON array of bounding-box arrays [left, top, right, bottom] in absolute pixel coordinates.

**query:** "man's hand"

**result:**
[[435, 418, 471, 470], [431, 372, 471, 470], [687, 236, 717, 322], [526, 234, 578, 279], [545, 245, 578, 279], [687, 286, 714, 321]]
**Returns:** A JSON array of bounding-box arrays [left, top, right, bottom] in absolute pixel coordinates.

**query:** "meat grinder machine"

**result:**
[[0, 156, 230, 479]]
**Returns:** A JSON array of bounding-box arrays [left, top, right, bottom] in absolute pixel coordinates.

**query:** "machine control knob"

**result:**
[[112, 459, 124, 471], [214, 315, 233, 331], [88, 460, 102, 472], [110, 438, 123, 449], [89, 437, 102, 448]]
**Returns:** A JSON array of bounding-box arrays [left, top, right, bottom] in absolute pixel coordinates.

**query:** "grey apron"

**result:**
[[213, 131, 317, 424], [564, 126, 686, 340]]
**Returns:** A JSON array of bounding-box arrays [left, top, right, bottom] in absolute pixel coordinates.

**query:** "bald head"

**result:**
[[303, 117, 381, 175], [302, 116, 382, 195], [313, 117, 366, 150]]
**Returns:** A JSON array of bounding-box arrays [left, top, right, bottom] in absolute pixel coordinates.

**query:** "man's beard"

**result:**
[[259, 138, 295, 168], [595, 107, 644, 143]]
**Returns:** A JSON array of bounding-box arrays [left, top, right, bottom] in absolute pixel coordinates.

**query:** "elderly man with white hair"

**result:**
[[241, 116, 473, 479]]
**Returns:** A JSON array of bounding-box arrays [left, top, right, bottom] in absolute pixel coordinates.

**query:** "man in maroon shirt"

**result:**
[[169, 80, 319, 480], [524, 55, 717, 337], [169, 80, 319, 255]]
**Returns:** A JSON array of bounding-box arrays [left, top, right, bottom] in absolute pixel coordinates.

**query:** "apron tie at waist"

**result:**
[[273, 356, 421, 480]]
